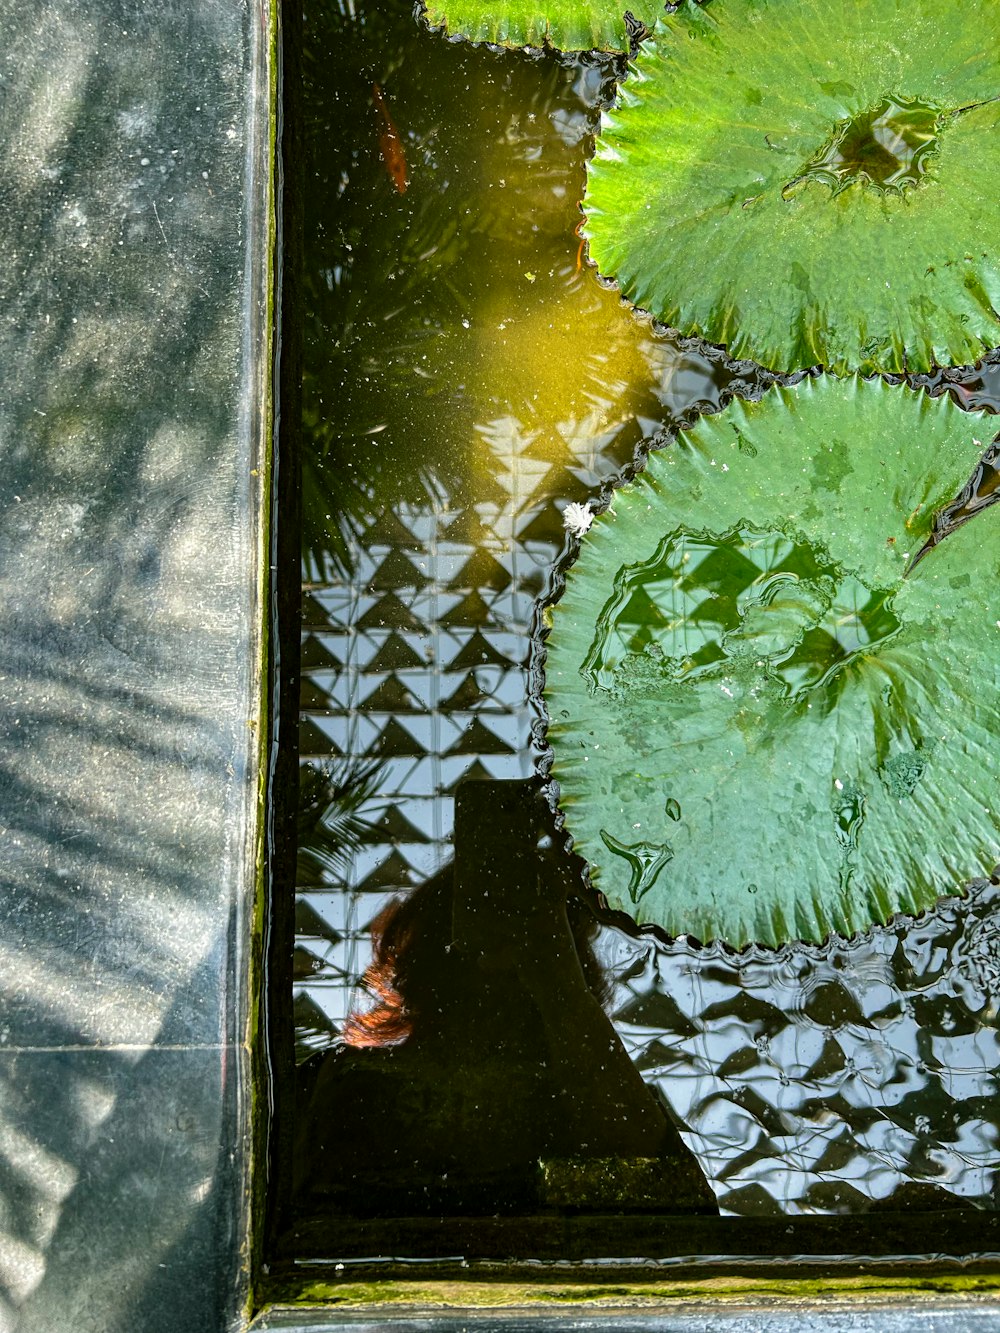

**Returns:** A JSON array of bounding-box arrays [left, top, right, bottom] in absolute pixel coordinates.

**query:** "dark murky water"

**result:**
[[295, 0, 1000, 1215]]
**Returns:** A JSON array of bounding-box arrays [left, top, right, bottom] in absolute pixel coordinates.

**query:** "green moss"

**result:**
[[266, 1271, 1000, 1310]]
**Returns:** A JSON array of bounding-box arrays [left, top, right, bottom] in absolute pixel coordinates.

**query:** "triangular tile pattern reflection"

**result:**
[[600, 881, 1000, 1215], [296, 411, 639, 1062]]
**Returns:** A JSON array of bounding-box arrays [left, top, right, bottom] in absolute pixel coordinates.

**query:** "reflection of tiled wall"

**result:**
[[298, 507, 533, 1037], [601, 880, 1000, 1215], [296, 412, 642, 1048]]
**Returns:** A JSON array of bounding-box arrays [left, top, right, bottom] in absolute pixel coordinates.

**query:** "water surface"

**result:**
[[295, 0, 1000, 1215]]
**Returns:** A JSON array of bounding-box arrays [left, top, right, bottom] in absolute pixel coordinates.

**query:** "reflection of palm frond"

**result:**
[[300, 0, 607, 585], [300, 424, 369, 581], [297, 758, 384, 885], [300, 189, 476, 577]]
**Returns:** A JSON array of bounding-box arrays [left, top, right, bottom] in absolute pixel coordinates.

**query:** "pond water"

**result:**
[[294, 0, 1000, 1216]]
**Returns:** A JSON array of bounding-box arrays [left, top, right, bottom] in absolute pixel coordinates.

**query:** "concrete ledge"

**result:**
[[0, 2, 274, 1329]]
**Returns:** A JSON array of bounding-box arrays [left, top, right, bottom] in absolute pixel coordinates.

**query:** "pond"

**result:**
[[290, 0, 1000, 1227]]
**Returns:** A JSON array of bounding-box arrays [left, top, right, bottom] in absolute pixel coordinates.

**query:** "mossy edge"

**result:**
[[263, 1271, 1000, 1310]]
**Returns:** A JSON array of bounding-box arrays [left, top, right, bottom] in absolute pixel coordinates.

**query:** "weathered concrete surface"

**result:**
[[0, 2, 272, 1329], [251, 1300, 1000, 1333]]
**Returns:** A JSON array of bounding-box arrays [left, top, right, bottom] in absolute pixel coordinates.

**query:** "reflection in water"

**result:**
[[297, 0, 690, 1046], [782, 95, 943, 199], [599, 828, 674, 907], [295, 782, 716, 1213], [612, 871, 1000, 1214], [297, 0, 1000, 1215], [300, 2, 677, 580], [583, 524, 901, 701]]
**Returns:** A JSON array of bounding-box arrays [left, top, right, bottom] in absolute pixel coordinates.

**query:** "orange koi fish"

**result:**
[[372, 82, 409, 195]]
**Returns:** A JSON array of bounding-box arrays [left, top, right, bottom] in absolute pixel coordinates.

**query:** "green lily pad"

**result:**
[[544, 376, 1000, 948], [420, 0, 658, 52], [584, 0, 1000, 373]]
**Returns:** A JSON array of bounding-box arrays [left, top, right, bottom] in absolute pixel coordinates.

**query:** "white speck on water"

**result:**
[[563, 501, 593, 537], [835, 778, 844, 790]]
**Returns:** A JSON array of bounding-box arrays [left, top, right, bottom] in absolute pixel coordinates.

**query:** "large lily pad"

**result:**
[[421, 0, 659, 52], [584, 0, 1000, 373], [544, 377, 999, 948]]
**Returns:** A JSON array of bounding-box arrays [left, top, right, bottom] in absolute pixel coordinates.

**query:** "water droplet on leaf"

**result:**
[[599, 828, 673, 905]]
